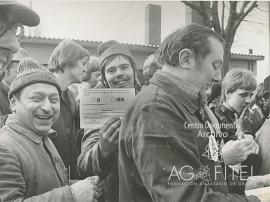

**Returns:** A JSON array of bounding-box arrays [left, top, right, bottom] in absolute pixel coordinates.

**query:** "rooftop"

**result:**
[[22, 36, 264, 61]]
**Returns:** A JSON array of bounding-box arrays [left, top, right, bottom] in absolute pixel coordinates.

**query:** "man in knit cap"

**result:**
[[0, 58, 102, 201], [77, 40, 140, 202], [0, 48, 29, 116], [48, 39, 89, 180]]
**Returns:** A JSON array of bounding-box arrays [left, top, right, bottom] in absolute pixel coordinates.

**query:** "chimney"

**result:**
[[145, 4, 161, 45], [185, 2, 210, 25]]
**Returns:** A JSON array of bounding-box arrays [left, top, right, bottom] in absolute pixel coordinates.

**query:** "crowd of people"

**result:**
[[0, 1, 270, 202]]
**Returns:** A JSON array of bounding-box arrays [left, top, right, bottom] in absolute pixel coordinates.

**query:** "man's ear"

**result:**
[[9, 96, 17, 113], [178, 49, 194, 69]]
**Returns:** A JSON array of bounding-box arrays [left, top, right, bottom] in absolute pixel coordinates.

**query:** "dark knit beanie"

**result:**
[[97, 40, 135, 72], [8, 58, 62, 100]]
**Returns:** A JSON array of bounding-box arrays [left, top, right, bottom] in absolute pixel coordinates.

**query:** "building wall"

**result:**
[[21, 39, 261, 84], [21, 39, 154, 82], [229, 60, 257, 75]]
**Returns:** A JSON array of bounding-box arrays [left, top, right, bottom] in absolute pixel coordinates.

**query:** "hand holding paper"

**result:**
[[99, 117, 121, 159]]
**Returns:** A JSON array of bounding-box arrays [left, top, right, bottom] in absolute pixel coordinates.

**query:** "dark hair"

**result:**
[[221, 68, 257, 101], [100, 54, 141, 93], [48, 40, 89, 73], [156, 24, 224, 67]]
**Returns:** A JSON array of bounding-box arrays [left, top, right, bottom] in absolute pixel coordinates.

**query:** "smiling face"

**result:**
[[104, 55, 134, 88], [11, 83, 60, 134]]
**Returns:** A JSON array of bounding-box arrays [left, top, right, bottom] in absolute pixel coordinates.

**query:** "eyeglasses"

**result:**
[[0, 9, 25, 41]]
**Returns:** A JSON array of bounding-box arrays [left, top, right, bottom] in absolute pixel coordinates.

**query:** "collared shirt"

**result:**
[[0, 114, 74, 201], [157, 70, 200, 99]]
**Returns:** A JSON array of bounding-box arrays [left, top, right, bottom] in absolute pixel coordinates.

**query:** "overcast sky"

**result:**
[[19, 0, 269, 82]]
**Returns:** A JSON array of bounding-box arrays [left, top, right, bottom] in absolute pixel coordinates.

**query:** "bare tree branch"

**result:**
[[183, 0, 259, 77], [211, 1, 221, 34], [182, 1, 201, 12], [238, 1, 250, 15], [225, 1, 237, 40], [182, 1, 212, 27], [234, 2, 258, 31], [221, 1, 225, 35], [199, 1, 212, 27]]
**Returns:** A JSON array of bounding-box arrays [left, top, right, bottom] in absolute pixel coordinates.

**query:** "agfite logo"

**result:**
[[168, 165, 211, 182], [167, 164, 254, 186]]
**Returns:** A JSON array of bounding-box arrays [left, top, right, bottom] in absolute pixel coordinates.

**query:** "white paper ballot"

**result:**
[[80, 88, 135, 129], [245, 186, 270, 202]]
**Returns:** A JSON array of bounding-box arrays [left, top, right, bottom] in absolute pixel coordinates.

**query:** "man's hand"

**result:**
[[71, 176, 102, 202], [234, 105, 252, 139], [221, 136, 259, 165], [245, 174, 270, 190], [99, 117, 121, 159]]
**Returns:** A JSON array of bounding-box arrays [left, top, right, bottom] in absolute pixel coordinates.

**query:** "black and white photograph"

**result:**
[[0, 0, 270, 201]]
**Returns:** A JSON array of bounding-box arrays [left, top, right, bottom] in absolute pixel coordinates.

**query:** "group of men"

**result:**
[[0, 1, 270, 202]]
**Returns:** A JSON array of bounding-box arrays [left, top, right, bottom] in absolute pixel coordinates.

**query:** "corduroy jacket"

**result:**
[[118, 71, 259, 202], [77, 128, 118, 202], [0, 114, 74, 201]]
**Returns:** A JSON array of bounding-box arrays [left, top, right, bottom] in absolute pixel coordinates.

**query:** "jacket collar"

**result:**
[[149, 70, 201, 114], [220, 103, 238, 122], [5, 114, 57, 144]]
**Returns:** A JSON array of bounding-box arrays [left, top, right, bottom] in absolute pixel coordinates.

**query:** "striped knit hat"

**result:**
[[97, 40, 141, 92], [97, 40, 135, 72], [8, 58, 61, 99]]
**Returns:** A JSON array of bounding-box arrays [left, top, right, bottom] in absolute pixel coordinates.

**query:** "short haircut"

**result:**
[[156, 24, 224, 67], [221, 68, 257, 101], [84, 56, 100, 81], [47, 39, 89, 73]]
